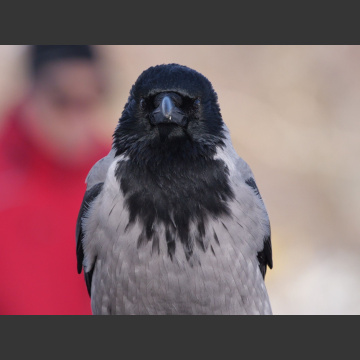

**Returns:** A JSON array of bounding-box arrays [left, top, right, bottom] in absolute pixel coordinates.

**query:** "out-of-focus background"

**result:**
[[1, 45, 359, 315]]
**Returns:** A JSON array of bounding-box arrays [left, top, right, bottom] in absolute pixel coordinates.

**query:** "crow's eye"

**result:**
[[140, 98, 146, 110]]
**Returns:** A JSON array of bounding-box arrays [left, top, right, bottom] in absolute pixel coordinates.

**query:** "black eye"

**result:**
[[140, 98, 146, 110], [194, 99, 200, 108]]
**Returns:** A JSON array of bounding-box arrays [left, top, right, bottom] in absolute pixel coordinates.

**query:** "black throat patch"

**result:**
[[115, 157, 234, 260]]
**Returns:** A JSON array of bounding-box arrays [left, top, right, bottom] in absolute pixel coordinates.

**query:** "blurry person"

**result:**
[[0, 45, 111, 314]]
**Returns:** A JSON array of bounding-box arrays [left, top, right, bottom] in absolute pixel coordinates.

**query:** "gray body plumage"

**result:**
[[80, 125, 272, 315]]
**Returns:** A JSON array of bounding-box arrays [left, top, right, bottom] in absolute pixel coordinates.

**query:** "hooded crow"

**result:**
[[76, 64, 273, 315]]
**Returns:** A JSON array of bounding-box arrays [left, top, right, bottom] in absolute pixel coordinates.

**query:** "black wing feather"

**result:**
[[76, 182, 104, 295], [245, 177, 273, 278], [257, 235, 273, 278]]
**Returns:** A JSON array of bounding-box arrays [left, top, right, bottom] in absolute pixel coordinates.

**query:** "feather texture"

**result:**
[[76, 64, 273, 314]]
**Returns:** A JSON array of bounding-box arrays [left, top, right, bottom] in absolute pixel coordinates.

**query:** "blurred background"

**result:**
[[0, 45, 359, 315]]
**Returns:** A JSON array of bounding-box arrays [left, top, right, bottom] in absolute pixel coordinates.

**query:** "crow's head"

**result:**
[[113, 64, 225, 164]]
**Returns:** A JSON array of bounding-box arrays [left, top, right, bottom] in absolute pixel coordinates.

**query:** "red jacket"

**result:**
[[0, 105, 111, 314]]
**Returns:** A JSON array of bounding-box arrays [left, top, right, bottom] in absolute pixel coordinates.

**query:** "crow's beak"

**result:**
[[161, 96, 174, 119], [151, 95, 186, 126]]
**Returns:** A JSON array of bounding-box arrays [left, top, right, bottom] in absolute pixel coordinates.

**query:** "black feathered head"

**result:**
[[113, 64, 225, 165]]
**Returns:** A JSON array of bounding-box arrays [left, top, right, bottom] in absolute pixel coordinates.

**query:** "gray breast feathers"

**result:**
[[77, 138, 273, 314]]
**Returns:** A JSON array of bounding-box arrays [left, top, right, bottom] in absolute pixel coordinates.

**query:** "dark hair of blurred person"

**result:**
[[0, 45, 111, 314]]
